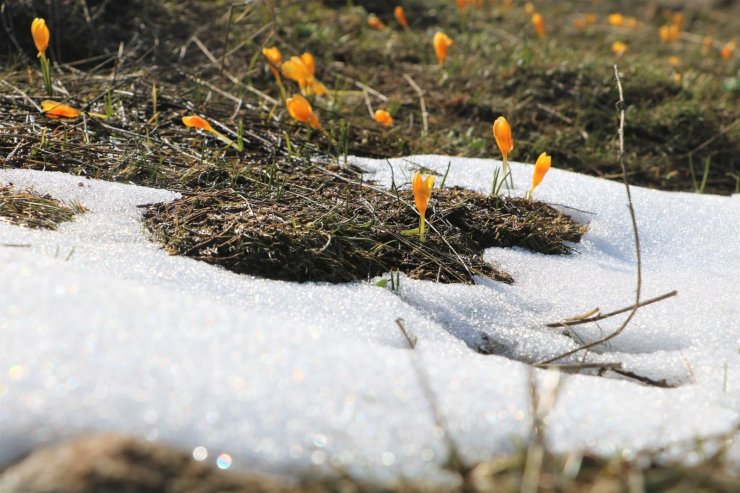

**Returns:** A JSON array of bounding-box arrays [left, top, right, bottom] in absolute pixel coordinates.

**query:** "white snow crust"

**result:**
[[1, 158, 738, 485]]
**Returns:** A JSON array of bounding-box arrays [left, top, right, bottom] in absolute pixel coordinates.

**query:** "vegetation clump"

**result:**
[[143, 167, 586, 284], [0, 185, 86, 229]]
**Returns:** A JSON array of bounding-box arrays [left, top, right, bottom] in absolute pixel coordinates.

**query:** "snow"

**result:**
[[1, 158, 738, 484]]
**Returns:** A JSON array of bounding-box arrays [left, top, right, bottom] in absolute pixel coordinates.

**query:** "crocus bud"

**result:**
[[394, 6, 409, 29], [531, 152, 551, 193], [373, 109, 393, 127], [433, 32, 453, 66], [31, 18, 50, 57], [492, 116, 514, 158], [286, 94, 320, 129], [531, 13, 545, 38]]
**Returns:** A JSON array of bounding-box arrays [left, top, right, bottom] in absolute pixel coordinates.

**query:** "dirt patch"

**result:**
[[142, 166, 587, 284], [0, 184, 85, 229]]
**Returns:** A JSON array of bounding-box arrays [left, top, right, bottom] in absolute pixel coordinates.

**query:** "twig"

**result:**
[[538, 65, 652, 365], [402, 74, 428, 137], [534, 362, 622, 371], [546, 290, 677, 328], [394, 318, 468, 477], [395, 318, 417, 349]]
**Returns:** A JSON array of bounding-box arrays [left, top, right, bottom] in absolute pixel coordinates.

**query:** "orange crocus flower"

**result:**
[[394, 6, 409, 29], [281, 54, 327, 96], [492, 116, 514, 191], [368, 14, 386, 30], [528, 152, 551, 199], [286, 94, 320, 129], [721, 40, 736, 60], [493, 116, 513, 160], [262, 46, 282, 79], [412, 172, 435, 241], [585, 14, 597, 25], [182, 115, 214, 132], [612, 41, 627, 56], [433, 32, 453, 66], [41, 100, 79, 119], [373, 109, 393, 127], [531, 13, 545, 38], [608, 13, 624, 27], [31, 18, 49, 57]]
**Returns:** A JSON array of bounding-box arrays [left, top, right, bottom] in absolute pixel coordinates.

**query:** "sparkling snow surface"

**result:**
[[1, 159, 738, 484]]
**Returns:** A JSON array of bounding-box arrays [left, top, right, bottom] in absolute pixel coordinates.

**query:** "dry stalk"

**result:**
[[546, 290, 677, 328], [402, 74, 429, 137], [538, 65, 664, 365], [394, 318, 469, 479]]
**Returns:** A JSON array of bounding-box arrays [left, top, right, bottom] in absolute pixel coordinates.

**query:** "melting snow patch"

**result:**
[[1, 161, 738, 483]]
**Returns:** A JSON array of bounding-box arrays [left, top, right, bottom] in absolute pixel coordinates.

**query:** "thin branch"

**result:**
[[402, 74, 428, 137], [394, 318, 468, 476], [538, 65, 650, 365], [546, 290, 677, 328]]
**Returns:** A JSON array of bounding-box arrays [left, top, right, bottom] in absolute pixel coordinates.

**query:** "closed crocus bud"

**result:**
[[531, 13, 545, 38], [394, 6, 409, 29], [368, 14, 386, 30], [529, 152, 551, 197], [300, 52, 315, 76], [524, 3, 535, 15], [433, 32, 453, 66], [612, 41, 627, 56], [286, 94, 320, 129], [608, 13, 624, 26], [374, 109, 393, 127], [492, 117, 513, 158], [721, 40, 736, 60], [41, 100, 79, 119], [31, 18, 49, 57], [412, 173, 434, 216], [182, 115, 215, 132]]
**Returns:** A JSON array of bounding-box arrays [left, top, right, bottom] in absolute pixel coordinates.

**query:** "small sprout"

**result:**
[[373, 109, 393, 127], [412, 172, 435, 242], [41, 100, 80, 119], [703, 36, 713, 54], [531, 13, 546, 38], [394, 6, 409, 29], [433, 32, 453, 66], [607, 13, 624, 27], [367, 14, 386, 31], [182, 115, 241, 151], [611, 41, 628, 57], [31, 18, 52, 95], [286, 94, 321, 129], [492, 116, 514, 193], [527, 152, 551, 200], [721, 40, 736, 60], [524, 3, 535, 16]]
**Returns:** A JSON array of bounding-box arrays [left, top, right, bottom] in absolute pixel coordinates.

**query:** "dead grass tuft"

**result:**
[[0, 185, 85, 230], [142, 168, 586, 284]]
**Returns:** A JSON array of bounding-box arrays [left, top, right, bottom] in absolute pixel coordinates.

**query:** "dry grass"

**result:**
[[0, 184, 85, 229]]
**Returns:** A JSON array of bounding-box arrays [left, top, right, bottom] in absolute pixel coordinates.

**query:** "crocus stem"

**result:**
[[40, 54, 52, 96], [419, 212, 426, 242]]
